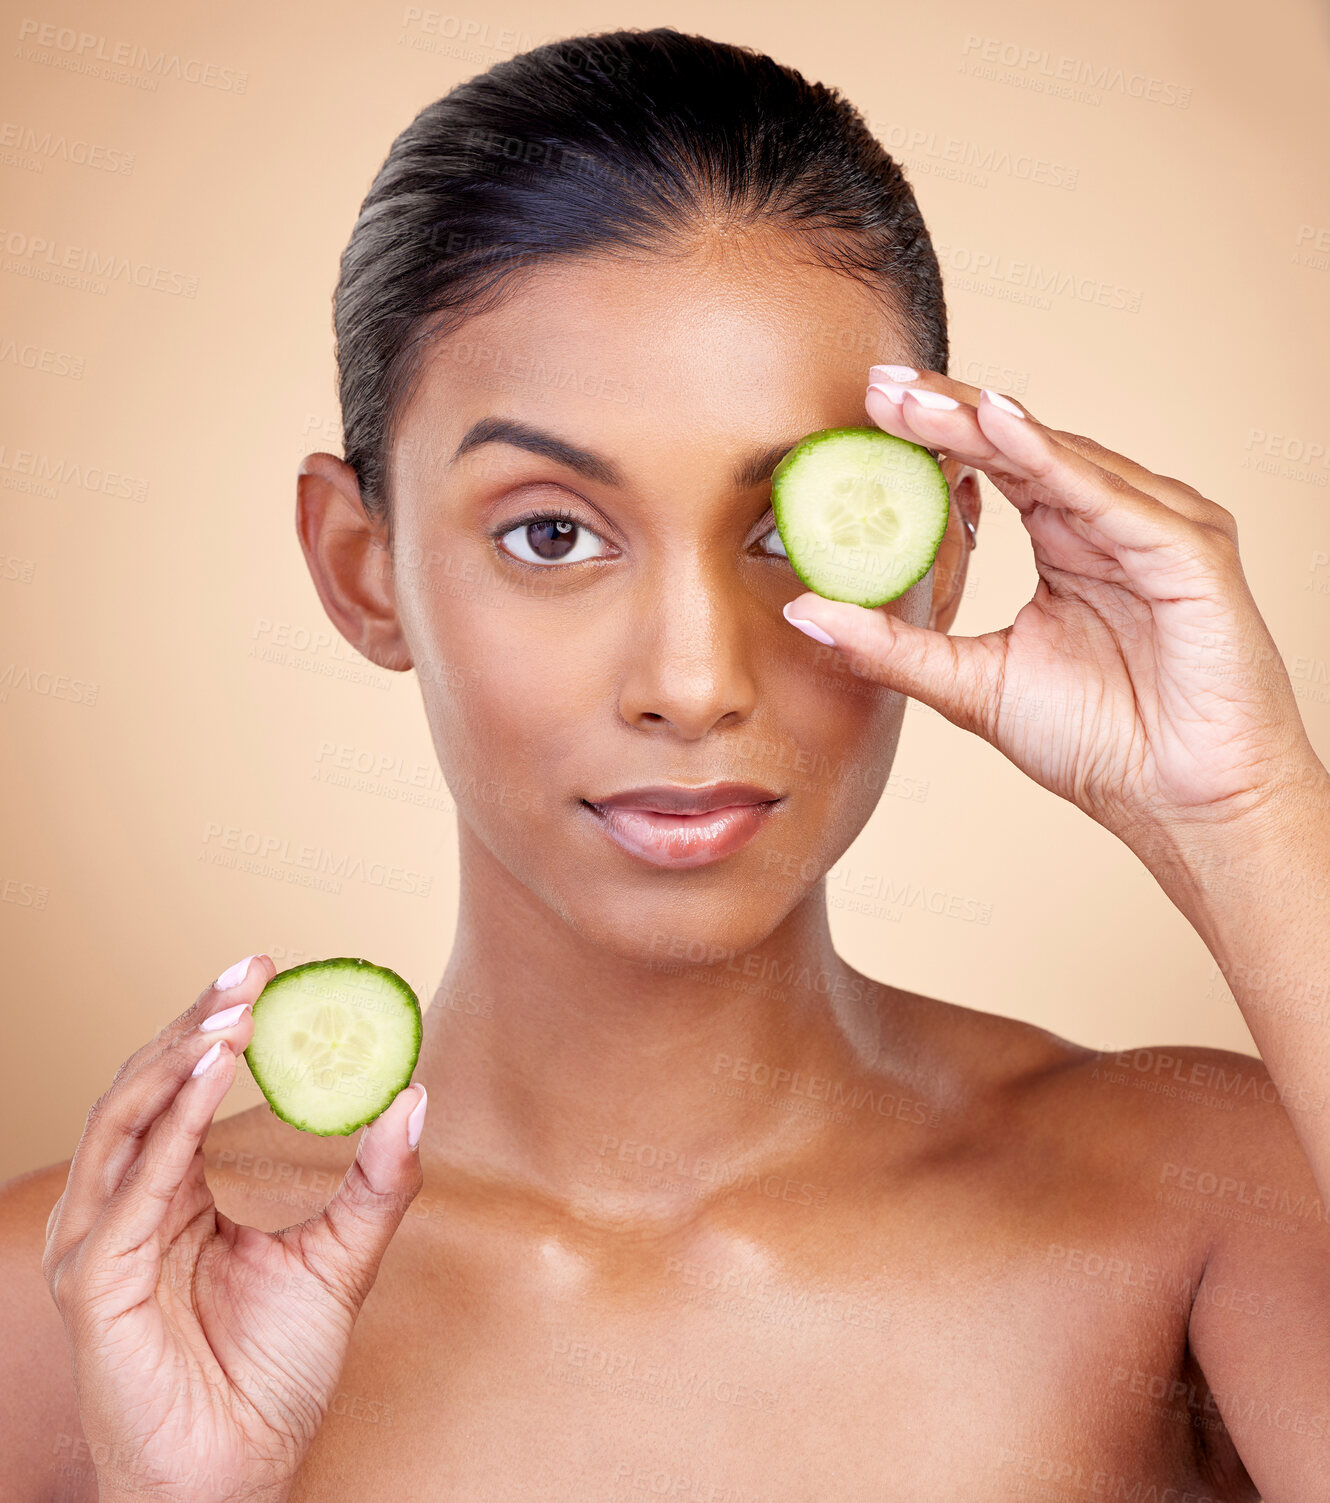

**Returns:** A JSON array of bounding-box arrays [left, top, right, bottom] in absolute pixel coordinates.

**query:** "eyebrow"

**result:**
[[451, 417, 796, 495]]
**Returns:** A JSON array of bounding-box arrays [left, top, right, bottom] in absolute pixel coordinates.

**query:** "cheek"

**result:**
[[783, 642, 903, 747], [764, 666, 906, 841], [410, 592, 595, 816]]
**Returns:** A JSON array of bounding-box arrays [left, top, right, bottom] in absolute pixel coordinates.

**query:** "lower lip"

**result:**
[[583, 799, 781, 869]]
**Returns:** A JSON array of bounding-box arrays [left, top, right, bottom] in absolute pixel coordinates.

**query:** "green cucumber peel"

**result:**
[[771, 426, 951, 607], [243, 957, 422, 1136]]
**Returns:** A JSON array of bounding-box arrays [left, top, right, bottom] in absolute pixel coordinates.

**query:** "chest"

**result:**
[[287, 1204, 1224, 1502]]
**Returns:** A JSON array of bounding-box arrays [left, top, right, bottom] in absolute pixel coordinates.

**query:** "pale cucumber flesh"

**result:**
[[771, 427, 951, 607], [243, 958, 422, 1136]]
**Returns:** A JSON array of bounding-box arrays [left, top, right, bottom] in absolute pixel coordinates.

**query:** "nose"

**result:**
[[615, 549, 761, 740]]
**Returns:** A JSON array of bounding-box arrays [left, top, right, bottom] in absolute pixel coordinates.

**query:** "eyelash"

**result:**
[[492, 506, 787, 566], [495, 503, 580, 538]]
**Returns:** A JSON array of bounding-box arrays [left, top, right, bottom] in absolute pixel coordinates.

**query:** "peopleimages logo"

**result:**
[[0, 443, 146, 499], [959, 34, 1192, 109], [16, 19, 248, 93], [0, 336, 85, 379], [932, 240, 1141, 313], [199, 822, 432, 898], [872, 121, 1079, 191], [0, 121, 135, 174], [0, 228, 198, 297]]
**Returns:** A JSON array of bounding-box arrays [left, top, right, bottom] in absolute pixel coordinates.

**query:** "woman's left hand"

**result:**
[[782, 369, 1324, 849]]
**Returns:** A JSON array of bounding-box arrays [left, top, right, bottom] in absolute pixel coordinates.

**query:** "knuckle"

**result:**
[[345, 1157, 401, 1215], [97, 1039, 154, 1109], [184, 986, 216, 1024], [1204, 520, 1241, 559], [43, 1246, 81, 1308], [1206, 503, 1239, 538], [1048, 428, 1098, 454], [1158, 472, 1207, 499], [118, 1150, 146, 1192], [108, 1055, 135, 1092], [83, 1089, 112, 1133], [43, 1191, 65, 1246], [332, 1158, 420, 1239]]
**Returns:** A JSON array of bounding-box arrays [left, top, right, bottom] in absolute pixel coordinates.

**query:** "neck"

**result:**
[[413, 823, 890, 1224]]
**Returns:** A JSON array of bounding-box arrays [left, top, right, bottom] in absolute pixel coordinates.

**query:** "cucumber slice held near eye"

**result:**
[[243, 958, 422, 1136], [770, 427, 951, 608]]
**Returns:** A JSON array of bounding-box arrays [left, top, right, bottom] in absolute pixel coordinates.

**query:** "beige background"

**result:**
[[3, 0, 1328, 1181]]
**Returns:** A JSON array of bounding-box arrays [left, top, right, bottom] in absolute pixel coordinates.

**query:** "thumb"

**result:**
[[299, 1083, 427, 1309], [782, 595, 1004, 739]]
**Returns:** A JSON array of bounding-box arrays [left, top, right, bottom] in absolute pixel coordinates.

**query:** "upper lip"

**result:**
[[586, 782, 783, 814]]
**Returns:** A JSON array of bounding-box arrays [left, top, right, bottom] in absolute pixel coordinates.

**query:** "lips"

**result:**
[[582, 782, 783, 868]]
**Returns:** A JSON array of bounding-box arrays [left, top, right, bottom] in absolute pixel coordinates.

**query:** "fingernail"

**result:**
[[200, 1001, 251, 1032], [904, 388, 960, 410], [867, 381, 908, 406], [982, 388, 1027, 418], [192, 1039, 226, 1077], [870, 364, 918, 382], [406, 1084, 428, 1149], [783, 602, 837, 646], [215, 955, 257, 991]]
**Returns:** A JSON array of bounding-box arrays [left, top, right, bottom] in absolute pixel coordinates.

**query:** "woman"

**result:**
[[4, 26, 1329, 1503]]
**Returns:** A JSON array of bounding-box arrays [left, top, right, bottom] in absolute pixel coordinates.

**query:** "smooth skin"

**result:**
[[2, 222, 1329, 1502], [33, 955, 426, 1503]]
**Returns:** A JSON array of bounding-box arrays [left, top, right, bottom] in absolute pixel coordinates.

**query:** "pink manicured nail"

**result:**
[[200, 1001, 251, 1032], [869, 364, 918, 382], [783, 602, 837, 646], [981, 388, 1027, 418], [406, 1084, 428, 1149], [904, 388, 960, 410], [867, 381, 908, 406], [215, 955, 256, 991], [192, 1039, 226, 1077]]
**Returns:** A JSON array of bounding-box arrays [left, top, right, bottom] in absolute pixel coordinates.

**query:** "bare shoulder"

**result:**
[[885, 980, 1318, 1210], [1009, 1024, 1328, 1271], [893, 977, 1310, 1151], [1056, 1037, 1323, 1194], [0, 1156, 89, 1501], [1077, 1037, 1330, 1260]]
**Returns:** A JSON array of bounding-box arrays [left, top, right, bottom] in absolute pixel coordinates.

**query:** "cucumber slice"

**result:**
[[771, 427, 950, 607], [243, 958, 422, 1136]]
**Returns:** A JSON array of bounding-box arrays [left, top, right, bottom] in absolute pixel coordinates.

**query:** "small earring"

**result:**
[[961, 514, 977, 550]]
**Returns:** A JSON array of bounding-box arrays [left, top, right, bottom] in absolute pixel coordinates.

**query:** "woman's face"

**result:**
[[301, 230, 978, 962]]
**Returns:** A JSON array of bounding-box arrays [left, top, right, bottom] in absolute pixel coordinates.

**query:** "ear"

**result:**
[[295, 453, 413, 672], [926, 457, 981, 635]]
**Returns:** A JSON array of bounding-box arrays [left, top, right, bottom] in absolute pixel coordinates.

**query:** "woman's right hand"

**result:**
[[41, 955, 428, 1503]]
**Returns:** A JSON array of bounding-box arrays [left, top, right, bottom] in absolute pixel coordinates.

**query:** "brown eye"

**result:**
[[498, 515, 608, 566]]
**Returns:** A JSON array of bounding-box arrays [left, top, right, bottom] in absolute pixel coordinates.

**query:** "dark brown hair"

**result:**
[[333, 25, 949, 523]]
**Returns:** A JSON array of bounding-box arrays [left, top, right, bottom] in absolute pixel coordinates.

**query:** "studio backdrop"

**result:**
[[2, 0, 1328, 1179]]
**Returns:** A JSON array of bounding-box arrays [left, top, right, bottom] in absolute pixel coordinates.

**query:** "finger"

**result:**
[[783, 596, 1009, 738], [864, 379, 1012, 486], [88, 1033, 244, 1262], [865, 384, 1231, 567], [870, 362, 998, 407], [288, 1084, 427, 1313], [865, 368, 1229, 528], [47, 956, 273, 1264]]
